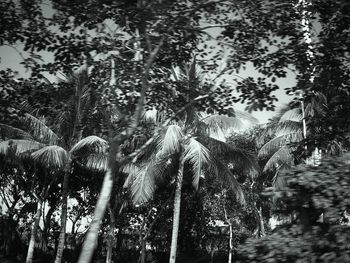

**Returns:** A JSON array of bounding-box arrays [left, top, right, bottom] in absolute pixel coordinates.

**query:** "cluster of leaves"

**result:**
[[236, 224, 350, 263], [236, 154, 350, 262], [274, 154, 350, 223]]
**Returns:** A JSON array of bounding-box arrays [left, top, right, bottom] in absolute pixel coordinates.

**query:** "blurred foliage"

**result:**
[[236, 154, 350, 262]]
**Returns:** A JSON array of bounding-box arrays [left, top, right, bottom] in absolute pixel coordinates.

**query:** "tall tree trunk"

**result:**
[[106, 243, 113, 263], [169, 156, 184, 263], [106, 205, 116, 263], [257, 206, 265, 237], [26, 199, 43, 263], [78, 166, 114, 263], [140, 237, 146, 263], [55, 171, 70, 263], [228, 222, 233, 263]]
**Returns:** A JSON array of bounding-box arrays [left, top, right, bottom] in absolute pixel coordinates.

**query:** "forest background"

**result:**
[[0, 1, 350, 263]]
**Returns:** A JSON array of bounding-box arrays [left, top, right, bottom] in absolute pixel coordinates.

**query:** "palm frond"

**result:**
[[132, 134, 163, 163], [211, 158, 245, 205], [234, 110, 258, 124], [259, 132, 303, 157], [279, 108, 302, 122], [32, 146, 69, 169], [202, 115, 244, 134], [0, 139, 44, 156], [0, 124, 33, 140], [272, 163, 291, 190], [200, 136, 259, 175], [183, 138, 212, 189], [160, 125, 183, 156], [260, 120, 301, 140], [274, 121, 302, 136], [263, 146, 294, 172], [23, 113, 59, 144], [70, 135, 108, 154], [83, 153, 108, 172], [124, 157, 169, 205]]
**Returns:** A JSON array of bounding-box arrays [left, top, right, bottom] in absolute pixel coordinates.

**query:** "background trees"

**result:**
[[236, 154, 350, 262], [1, 0, 350, 263]]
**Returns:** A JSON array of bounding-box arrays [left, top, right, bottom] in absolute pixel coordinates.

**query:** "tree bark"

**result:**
[[140, 237, 146, 263], [257, 206, 265, 237], [78, 166, 114, 263], [26, 199, 43, 263], [169, 156, 184, 263], [106, 243, 113, 263], [228, 222, 233, 263], [106, 206, 116, 263], [54, 171, 70, 263]]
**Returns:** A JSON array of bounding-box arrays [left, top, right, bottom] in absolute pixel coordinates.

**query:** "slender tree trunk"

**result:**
[[78, 166, 114, 263], [26, 199, 43, 263], [228, 222, 233, 263], [140, 237, 146, 263], [106, 206, 116, 263], [222, 190, 233, 263], [257, 206, 265, 237], [106, 244, 113, 263], [43, 205, 55, 247], [169, 156, 184, 263], [55, 171, 70, 263]]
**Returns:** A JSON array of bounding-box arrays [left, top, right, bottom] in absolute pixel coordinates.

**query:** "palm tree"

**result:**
[[124, 102, 258, 263], [258, 92, 327, 188], [125, 118, 257, 263], [0, 65, 108, 263], [0, 114, 107, 263], [123, 59, 258, 263]]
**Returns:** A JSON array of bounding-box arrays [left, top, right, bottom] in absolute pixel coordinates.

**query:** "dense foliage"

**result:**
[[236, 154, 350, 262], [1, 0, 350, 263]]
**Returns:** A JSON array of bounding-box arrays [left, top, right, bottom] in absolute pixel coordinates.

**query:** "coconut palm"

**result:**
[[0, 113, 107, 263], [258, 92, 327, 188], [0, 65, 108, 263], [123, 58, 259, 263], [124, 112, 258, 263]]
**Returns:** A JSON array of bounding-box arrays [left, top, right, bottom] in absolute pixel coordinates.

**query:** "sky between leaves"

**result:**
[[0, 1, 295, 124]]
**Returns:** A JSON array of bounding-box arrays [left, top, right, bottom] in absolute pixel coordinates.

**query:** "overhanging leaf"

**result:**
[[160, 125, 183, 156], [0, 139, 44, 156], [263, 146, 294, 172], [211, 158, 245, 206], [259, 132, 303, 157], [70, 135, 108, 154], [0, 124, 33, 140], [32, 145, 69, 169], [183, 138, 212, 189], [124, 157, 169, 205], [23, 113, 59, 144], [83, 153, 108, 172]]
